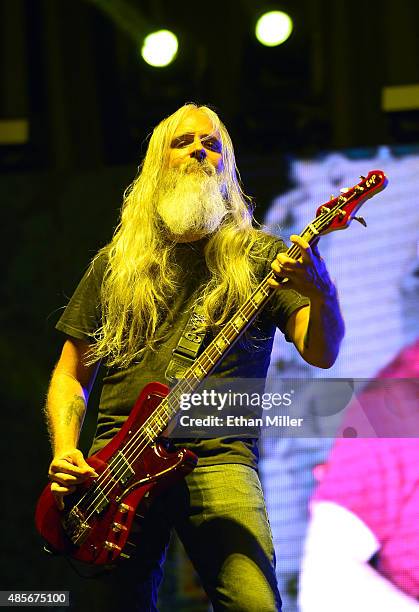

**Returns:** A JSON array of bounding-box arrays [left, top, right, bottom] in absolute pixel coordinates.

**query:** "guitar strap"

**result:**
[[165, 304, 207, 384]]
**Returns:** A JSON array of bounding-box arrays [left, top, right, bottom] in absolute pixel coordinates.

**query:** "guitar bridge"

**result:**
[[62, 506, 92, 545]]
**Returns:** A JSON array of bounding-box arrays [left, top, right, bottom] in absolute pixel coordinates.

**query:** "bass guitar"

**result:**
[[35, 170, 388, 565]]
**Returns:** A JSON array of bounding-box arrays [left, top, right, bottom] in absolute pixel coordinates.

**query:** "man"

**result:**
[[45, 103, 344, 611]]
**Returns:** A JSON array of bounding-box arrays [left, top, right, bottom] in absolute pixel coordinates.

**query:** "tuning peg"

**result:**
[[359, 175, 366, 180], [353, 216, 367, 227], [330, 195, 335, 200]]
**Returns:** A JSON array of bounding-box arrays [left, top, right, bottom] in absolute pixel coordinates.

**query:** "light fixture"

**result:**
[[141, 30, 178, 67], [255, 11, 293, 47]]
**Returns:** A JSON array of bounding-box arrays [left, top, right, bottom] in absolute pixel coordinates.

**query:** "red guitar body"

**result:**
[[35, 382, 197, 565]]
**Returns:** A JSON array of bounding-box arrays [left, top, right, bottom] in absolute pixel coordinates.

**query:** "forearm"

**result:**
[[270, 235, 345, 368], [303, 287, 345, 368], [45, 368, 88, 456]]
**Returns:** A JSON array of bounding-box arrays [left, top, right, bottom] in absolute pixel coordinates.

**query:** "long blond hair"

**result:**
[[88, 103, 272, 368]]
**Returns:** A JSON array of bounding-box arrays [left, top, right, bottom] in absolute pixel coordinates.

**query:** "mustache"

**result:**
[[178, 158, 216, 177]]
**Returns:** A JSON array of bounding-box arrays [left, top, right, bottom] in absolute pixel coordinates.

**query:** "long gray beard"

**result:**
[[156, 160, 228, 239]]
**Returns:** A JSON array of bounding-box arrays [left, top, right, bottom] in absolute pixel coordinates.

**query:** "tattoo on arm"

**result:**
[[64, 395, 86, 426]]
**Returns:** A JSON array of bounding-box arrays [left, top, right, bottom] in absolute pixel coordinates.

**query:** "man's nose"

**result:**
[[191, 147, 207, 162], [190, 135, 207, 162], [190, 147, 207, 162]]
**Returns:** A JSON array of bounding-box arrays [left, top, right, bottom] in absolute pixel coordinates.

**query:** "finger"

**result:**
[[49, 459, 93, 477], [290, 234, 310, 250], [271, 262, 290, 283], [267, 277, 280, 288], [68, 450, 97, 474], [290, 234, 313, 264], [267, 276, 292, 289], [49, 471, 91, 485], [49, 470, 79, 483], [52, 493, 64, 511], [51, 483, 76, 510], [271, 260, 283, 275], [51, 482, 76, 495], [273, 254, 302, 272], [275, 252, 296, 265], [51, 455, 98, 477]]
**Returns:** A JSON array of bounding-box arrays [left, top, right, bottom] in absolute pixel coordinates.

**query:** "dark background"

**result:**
[[1, 0, 418, 609]]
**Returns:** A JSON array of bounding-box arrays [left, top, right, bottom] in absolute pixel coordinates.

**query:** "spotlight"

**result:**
[[141, 30, 178, 67], [255, 11, 293, 47]]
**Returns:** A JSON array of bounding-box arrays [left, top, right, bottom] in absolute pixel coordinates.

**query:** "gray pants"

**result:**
[[92, 464, 281, 611]]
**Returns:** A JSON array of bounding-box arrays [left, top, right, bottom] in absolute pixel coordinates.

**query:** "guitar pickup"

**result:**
[[62, 507, 92, 545], [92, 485, 109, 514], [108, 451, 135, 486]]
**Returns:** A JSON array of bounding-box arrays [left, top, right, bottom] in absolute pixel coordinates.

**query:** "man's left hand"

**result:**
[[268, 235, 335, 302]]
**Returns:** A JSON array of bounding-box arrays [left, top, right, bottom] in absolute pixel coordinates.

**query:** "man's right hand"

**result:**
[[48, 448, 98, 510]]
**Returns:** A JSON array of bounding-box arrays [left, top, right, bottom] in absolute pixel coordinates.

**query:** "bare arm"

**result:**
[[285, 291, 344, 368], [45, 337, 100, 509], [299, 502, 419, 611], [269, 235, 345, 368]]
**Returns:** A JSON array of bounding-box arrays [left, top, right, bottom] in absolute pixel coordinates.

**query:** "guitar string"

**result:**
[[72, 184, 377, 526]]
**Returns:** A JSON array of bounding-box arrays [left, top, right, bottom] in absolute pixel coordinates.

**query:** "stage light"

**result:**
[[255, 11, 293, 47], [141, 30, 178, 67]]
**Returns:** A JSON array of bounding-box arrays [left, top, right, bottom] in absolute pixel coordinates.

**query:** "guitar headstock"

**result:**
[[314, 170, 388, 235]]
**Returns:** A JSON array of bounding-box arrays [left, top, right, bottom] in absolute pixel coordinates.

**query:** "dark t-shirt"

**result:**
[[56, 233, 309, 468]]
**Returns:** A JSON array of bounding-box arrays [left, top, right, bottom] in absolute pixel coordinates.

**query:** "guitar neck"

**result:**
[[158, 224, 319, 425]]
